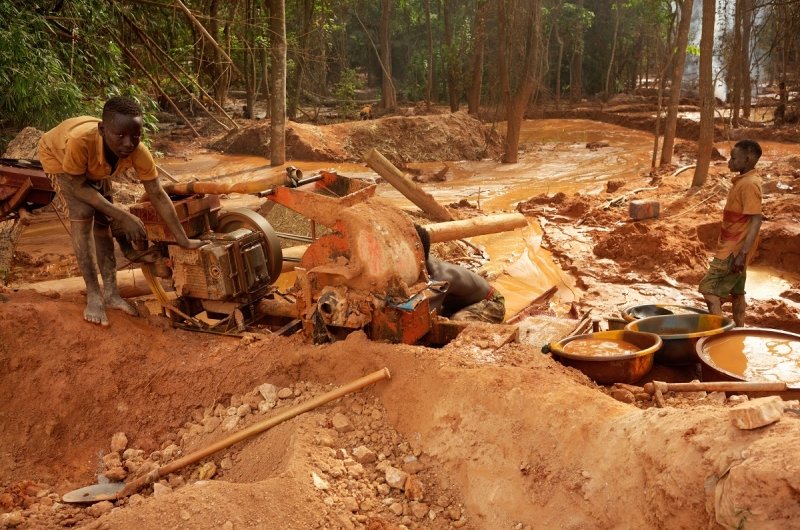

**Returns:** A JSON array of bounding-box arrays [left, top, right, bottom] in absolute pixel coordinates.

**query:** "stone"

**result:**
[[258, 383, 278, 402], [201, 417, 221, 434], [227, 407, 238, 417], [311, 472, 329, 490], [404, 475, 425, 501], [162, 444, 181, 460], [728, 394, 749, 404], [222, 521, 234, 530], [707, 391, 727, 405], [628, 199, 660, 220], [111, 432, 128, 453], [102, 452, 122, 469], [236, 404, 251, 417], [152, 483, 172, 497], [410, 501, 429, 519], [332, 413, 353, 433], [384, 466, 408, 490], [342, 496, 359, 512], [609, 388, 635, 404], [104, 467, 127, 481], [376, 483, 391, 495], [447, 505, 462, 520], [277, 387, 293, 399], [730, 396, 784, 429], [257, 401, 274, 413], [0, 511, 24, 527], [352, 445, 377, 464], [389, 502, 404, 515], [316, 433, 336, 447], [87, 500, 114, 518], [346, 462, 365, 478], [197, 461, 217, 480], [222, 415, 240, 432], [220, 456, 234, 470], [122, 448, 144, 460]]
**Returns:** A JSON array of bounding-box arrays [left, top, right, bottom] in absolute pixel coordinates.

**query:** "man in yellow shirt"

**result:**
[[38, 96, 204, 326], [698, 139, 763, 327]]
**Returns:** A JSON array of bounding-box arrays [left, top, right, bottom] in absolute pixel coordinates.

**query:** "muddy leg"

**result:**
[[95, 222, 138, 317], [69, 219, 108, 326], [732, 294, 746, 327], [703, 294, 723, 317]]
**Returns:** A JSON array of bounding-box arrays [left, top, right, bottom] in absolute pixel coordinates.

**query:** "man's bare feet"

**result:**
[[84, 292, 109, 326], [105, 294, 139, 317]]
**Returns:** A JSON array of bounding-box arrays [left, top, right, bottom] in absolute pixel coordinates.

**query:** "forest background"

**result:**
[[1, 0, 800, 179]]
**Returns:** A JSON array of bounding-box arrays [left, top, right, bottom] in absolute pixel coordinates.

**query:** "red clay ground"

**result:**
[[2, 110, 800, 529]]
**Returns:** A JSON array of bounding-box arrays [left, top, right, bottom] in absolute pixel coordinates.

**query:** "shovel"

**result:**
[[63, 367, 391, 503]]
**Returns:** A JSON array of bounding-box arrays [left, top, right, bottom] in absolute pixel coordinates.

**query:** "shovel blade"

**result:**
[[62, 482, 125, 503]]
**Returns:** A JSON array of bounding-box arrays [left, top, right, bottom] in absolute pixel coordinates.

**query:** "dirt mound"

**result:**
[[2, 127, 42, 159], [4, 290, 800, 528], [748, 299, 800, 333], [758, 222, 800, 273], [211, 112, 504, 165], [592, 221, 708, 282]]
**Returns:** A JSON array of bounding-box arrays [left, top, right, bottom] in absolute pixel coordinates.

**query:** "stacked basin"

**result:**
[[624, 314, 734, 365]]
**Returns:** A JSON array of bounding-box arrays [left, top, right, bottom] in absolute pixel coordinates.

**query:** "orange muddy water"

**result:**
[[704, 332, 800, 383], [563, 337, 642, 357]]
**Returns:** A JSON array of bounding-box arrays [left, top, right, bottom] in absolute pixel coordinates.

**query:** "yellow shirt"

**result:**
[[714, 169, 762, 261], [38, 117, 157, 182]]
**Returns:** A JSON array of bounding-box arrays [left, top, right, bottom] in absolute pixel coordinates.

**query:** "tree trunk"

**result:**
[[731, 0, 743, 128], [268, 0, 287, 166], [444, 0, 459, 112], [287, 0, 314, 120], [741, 0, 753, 119], [243, 0, 257, 119], [498, 0, 542, 164], [466, 1, 487, 114], [555, 15, 563, 111], [604, 1, 621, 99], [660, 0, 694, 166], [379, 0, 396, 110], [424, 0, 434, 106], [692, 0, 716, 188], [569, 0, 584, 103]]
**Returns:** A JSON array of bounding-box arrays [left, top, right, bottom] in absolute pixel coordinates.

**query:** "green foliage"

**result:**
[[333, 67, 363, 119], [0, 3, 84, 129], [686, 44, 700, 57]]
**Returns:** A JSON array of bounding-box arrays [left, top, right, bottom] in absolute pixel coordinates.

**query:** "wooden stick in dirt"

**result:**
[[644, 380, 788, 395], [117, 368, 392, 499], [424, 213, 527, 243], [363, 149, 454, 222]]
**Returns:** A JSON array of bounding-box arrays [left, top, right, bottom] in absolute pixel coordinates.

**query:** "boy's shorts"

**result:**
[[48, 173, 114, 226], [698, 255, 746, 298], [451, 288, 506, 324]]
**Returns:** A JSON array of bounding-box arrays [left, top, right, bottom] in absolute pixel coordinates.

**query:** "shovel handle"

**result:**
[[117, 367, 391, 499], [644, 380, 787, 395], [163, 173, 289, 196]]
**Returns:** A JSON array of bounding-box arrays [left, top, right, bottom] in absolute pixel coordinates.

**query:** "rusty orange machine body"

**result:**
[[134, 170, 442, 343]]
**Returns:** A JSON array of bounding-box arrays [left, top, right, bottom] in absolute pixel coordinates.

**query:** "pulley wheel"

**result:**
[[217, 208, 283, 283]]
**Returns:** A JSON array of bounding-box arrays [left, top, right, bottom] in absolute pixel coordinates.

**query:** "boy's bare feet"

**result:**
[[84, 292, 110, 326], [104, 294, 139, 317]]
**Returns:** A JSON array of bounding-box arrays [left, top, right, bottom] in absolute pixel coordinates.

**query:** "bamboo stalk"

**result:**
[[109, 32, 200, 137], [174, 0, 242, 78]]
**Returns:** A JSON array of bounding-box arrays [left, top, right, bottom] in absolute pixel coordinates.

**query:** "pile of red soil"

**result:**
[[211, 112, 504, 165]]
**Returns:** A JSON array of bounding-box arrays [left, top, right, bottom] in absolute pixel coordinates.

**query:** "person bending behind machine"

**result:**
[[698, 139, 763, 327], [38, 96, 205, 326], [414, 224, 505, 323]]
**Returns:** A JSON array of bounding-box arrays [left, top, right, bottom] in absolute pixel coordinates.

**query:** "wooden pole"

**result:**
[[163, 173, 288, 195], [363, 149, 453, 221], [109, 32, 200, 137], [174, 0, 242, 78], [117, 8, 238, 129], [644, 380, 788, 395], [424, 213, 527, 243]]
